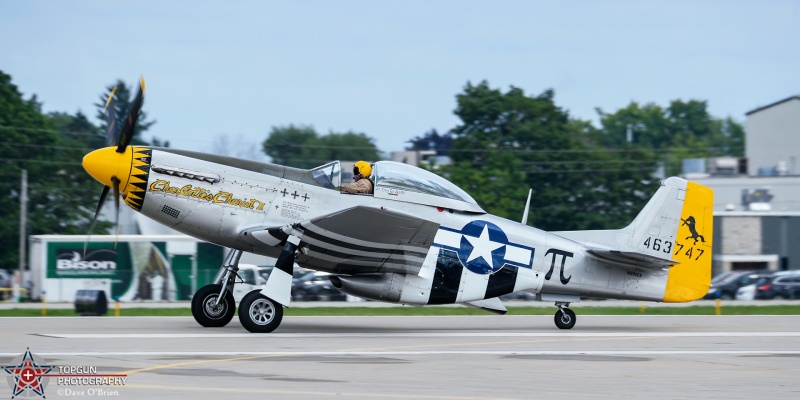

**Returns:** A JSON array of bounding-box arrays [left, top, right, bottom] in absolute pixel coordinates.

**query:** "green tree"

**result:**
[[262, 125, 381, 169], [444, 151, 527, 219], [49, 110, 103, 147], [262, 125, 322, 167], [95, 79, 158, 147], [407, 129, 453, 154], [442, 81, 658, 230], [597, 100, 745, 176], [0, 71, 107, 270], [317, 131, 382, 163]]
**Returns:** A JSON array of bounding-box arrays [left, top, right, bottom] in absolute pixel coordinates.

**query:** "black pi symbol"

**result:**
[[544, 248, 574, 285], [681, 216, 706, 245]]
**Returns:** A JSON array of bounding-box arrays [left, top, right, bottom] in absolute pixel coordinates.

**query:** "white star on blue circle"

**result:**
[[456, 221, 508, 274]]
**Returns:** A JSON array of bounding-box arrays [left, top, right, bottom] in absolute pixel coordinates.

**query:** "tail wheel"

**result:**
[[238, 290, 284, 333], [191, 284, 235, 327], [554, 308, 576, 330]]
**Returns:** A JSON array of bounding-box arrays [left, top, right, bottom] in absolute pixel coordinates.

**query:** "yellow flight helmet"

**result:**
[[353, 161, 372, 177]]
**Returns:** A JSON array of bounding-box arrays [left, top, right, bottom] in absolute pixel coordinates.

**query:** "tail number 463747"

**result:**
[[643, 237, 705, 261]]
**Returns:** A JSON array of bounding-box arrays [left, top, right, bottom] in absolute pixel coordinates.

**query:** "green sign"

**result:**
[[46, 240, 224, 300], [48, 242, 132, 279]]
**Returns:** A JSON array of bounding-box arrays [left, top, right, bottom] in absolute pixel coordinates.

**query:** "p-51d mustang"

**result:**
[[82, 79, 713, 332]]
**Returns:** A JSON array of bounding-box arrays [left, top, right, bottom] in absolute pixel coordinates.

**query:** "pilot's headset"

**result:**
[[353, 161, 372, 179]]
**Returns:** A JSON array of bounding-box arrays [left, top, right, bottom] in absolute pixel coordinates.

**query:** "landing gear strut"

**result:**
[[237, 238, 297, 333], [554, 302, 576, 330], [191, 249, 242, 327]]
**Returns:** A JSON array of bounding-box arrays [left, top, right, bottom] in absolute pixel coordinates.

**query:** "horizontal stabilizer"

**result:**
[[464, 297, 507, 315], [586, 249, 679, 269]]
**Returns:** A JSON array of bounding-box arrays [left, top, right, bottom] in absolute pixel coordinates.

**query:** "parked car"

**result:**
[[232, 264, 268, 302], [735, 283, 757, 300], [0, 269, 12, 300], [291, 271, 346, 301], [257, 266, 273, 282], [292, 267, 310, 281], [704, 270, 772, 300], [231, 265, 302, 301], [254, 265, 307, 282], [754, 271, 800, 300]]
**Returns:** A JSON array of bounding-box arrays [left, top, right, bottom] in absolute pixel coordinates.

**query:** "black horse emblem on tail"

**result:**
[[681, 216, 705, 245]]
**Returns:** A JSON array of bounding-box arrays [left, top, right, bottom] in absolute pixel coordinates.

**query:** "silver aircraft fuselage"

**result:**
[[83, 145, 713, 308]]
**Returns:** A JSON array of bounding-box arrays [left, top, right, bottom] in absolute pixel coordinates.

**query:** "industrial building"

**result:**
[[693, 95, 800, 275]]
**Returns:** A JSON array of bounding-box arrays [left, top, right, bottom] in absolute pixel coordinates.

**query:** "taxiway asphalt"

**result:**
[[1, 315, 799, 399]]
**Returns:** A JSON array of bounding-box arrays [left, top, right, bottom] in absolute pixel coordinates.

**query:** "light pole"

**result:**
[[18, 169, 28, 301]]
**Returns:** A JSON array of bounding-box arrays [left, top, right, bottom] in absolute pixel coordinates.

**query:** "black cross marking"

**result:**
[[291, 191, 299, 199], [302, 193, 309, 202], [275, 205, 279, 209], [280, 189, 288, 197]]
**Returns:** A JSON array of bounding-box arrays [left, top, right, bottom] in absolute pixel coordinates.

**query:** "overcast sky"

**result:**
[[2, 1, 798, 159]]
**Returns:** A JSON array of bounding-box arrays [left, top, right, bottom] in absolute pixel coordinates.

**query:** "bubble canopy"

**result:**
[[311, 160, 484, 212], [372, 161, 485, 213]]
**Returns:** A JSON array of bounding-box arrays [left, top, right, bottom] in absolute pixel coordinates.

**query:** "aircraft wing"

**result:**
[[243, 206, 440, 275], [585, 248, 679, 269]]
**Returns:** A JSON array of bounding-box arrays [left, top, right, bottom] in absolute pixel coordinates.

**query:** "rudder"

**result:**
[[664, 180, 713, 302], [626, 177, 713, 301]]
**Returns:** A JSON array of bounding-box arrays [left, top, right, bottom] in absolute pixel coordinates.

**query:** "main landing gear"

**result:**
[[191, 284, 235, 327], [191, 239, 297, 333], [554, 302, 576, 330], [238, 291, 283, 333], [191, 249, 242, 327]]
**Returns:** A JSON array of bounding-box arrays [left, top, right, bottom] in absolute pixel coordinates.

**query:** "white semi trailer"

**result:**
[[28, 235, 225, 302]]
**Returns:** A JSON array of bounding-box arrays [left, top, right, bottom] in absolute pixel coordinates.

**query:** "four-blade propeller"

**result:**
[[85, 77, 145, 252]]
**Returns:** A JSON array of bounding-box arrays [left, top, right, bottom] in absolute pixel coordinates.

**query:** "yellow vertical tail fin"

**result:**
[[663, 180, 714, 302]]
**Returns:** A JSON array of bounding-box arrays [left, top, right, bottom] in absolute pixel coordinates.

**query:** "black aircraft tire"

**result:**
[[554, 308, 577, 330], [238, 290, 284, 333], [191, 284, 236, 327]]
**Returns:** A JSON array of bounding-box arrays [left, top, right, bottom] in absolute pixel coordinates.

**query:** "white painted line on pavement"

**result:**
[[1, 350, 799, 357], [34, 331, 800, 339]]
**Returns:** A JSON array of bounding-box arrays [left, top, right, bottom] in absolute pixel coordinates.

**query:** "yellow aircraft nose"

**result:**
[[82, 146, 133, 191]]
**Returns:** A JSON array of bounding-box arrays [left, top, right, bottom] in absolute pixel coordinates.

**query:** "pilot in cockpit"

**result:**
[[340, 161, 373, 194]]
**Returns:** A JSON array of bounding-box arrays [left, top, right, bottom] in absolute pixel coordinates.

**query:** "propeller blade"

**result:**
[[116, 77, 146, 153], [84, 185, 111, 256], [112, 177, 121, 249], [103, 86, 118, 110], [104, 86, 119, 147]]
